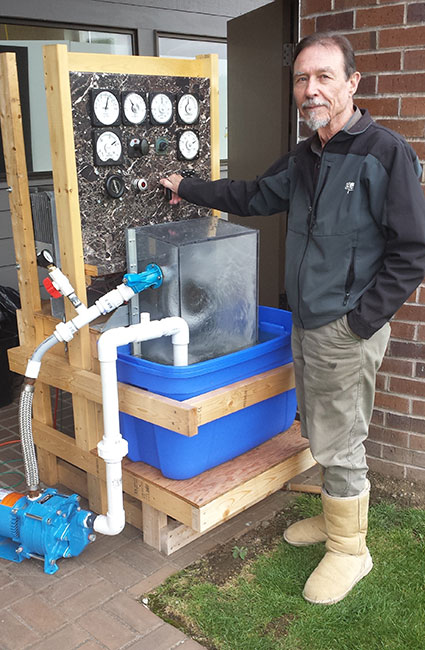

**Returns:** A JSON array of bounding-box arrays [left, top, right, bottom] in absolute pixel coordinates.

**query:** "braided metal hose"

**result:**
[[19, 383, 39, 492]]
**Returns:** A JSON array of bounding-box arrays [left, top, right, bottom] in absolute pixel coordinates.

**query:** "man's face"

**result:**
[[293, 43, 360, 135]]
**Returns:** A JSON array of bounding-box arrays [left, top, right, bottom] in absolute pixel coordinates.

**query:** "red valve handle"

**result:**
[[43, 277, 62, 299]]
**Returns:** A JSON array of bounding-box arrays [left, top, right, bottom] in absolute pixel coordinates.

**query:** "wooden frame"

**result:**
[[1, 47, 315, 554]]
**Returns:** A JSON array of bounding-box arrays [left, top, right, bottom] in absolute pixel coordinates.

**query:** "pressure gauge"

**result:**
[[177, 93, 200, 125], [177, 130, 200, 160], [150, 92, 174, 125], [122, 91, 147, 125], [90, 89, 121, 127], [93, 129, 124, 166]]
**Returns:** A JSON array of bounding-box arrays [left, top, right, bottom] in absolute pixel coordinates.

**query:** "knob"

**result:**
[[132, 178, 148, 192], [105, 174, 125, 199]]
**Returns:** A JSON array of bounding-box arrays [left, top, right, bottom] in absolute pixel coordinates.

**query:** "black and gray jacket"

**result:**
[[179, 109, 425, 339]]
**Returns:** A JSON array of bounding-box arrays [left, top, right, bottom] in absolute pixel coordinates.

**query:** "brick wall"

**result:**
[[299, 0, 425, 483]]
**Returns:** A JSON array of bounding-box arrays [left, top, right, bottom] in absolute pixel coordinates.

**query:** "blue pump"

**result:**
[[0, 488, 95, 574]]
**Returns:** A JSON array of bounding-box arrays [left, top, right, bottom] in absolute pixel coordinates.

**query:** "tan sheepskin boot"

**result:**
[[302, 481, 372, 605], [283, 512, 327, 546]]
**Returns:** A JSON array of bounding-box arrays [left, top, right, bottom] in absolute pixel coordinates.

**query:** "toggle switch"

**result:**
[[132, 178, 148, 192]]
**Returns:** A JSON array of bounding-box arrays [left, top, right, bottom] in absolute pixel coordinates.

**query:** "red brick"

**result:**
[[406, 465, 425, 483], [388, 340, 425, 359], [356, 51, 401, 73], [406, 288, 419, 303], [412, 399, 425, 417], [379, 72, 425, 94], [376, 118, 425, 138], [335, 0, 377, 8], [395, 303, 425, 322], [416, 362, 425, 378], [365, 439, 382, 457], [382, 445, 417, 465], [407, 3, 425, 23], [404, 50, 425, 71], [316, 11, 354, 31], [380, 26, 425, 49], [367, 456, 405, 479], [357, 75, 376, 95], [410, 433, 425, 452], [379, 357, 414, 376], [374, 390, 410, 412], [300, 17, 315, 35], [357, 4, 404, 27], [302, 0, 332, 15], [390, 376, 425, 398], [371, 408, 385, 425], [343, 30, 377, 51], [369, 424, 409, 447], [376, 373, 387, 390], [388, 321, 416, 340], [417, 324, 425, 341], [387, 411, 425, 434], [419, 286, 425, 304], [358, 97, 399, 117]]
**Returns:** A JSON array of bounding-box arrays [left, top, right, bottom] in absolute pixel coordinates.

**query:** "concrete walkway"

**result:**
[[0, 395, 319, 650]]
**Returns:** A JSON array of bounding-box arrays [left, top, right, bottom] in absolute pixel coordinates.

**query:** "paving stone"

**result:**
[[76, 641, 106, 649], [126, 622, 187, 649], [93, 553, 147, 589], [56, 577, 117, 619], [126, 565, 177, 597], [0, 580, 32, 608], [39, 566, 102, 605], [26, 622, 91, 650], [103, 591, 163, 635], [78, 606, 138, 649], [180, 640, 208, 649], [0, 609, 40, 649], [115, 538, 165, 574], [11, 593, 68, 634]]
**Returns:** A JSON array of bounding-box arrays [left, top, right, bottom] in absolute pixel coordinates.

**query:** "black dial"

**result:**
[[105, 174, 125, 198]]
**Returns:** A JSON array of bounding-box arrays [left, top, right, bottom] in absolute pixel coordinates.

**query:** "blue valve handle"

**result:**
[[123, 263, 163, 293]]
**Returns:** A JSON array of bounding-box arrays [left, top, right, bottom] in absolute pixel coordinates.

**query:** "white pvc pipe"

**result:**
[[93, 315, 189, 536]]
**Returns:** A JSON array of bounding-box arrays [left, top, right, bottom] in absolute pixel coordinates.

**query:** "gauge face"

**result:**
[[91, 90, 121, 126], [177, 94, 200, 125], [93, 130, 123, 165], [177, 130, 200, 160], [122, 92, 147, 125], [150, 93, 173, 125]]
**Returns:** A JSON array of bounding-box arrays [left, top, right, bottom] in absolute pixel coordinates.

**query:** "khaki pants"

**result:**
[[291, 315, 390, 497]]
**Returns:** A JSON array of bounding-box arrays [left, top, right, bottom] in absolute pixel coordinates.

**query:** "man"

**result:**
[[160, 32, 425, 605]]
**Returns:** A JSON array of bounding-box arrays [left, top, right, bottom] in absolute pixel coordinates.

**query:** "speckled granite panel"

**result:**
[[70, 71, 211, 275]]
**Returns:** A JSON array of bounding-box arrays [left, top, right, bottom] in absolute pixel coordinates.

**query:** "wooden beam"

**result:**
[[0, 53, 41, 345]]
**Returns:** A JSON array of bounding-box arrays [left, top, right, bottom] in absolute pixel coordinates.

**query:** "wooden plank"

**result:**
[[142, 503, 167, 551], [67, 51, 216, 77], [9, 345, 198, 436], [0, 53, 41, 345], [185, 363, 295, 426]]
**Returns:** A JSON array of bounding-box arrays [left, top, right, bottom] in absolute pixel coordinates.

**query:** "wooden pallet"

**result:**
[[1, 48, 315, 554]]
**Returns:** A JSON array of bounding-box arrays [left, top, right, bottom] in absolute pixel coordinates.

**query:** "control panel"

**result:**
[[70, 71, 212, 275]]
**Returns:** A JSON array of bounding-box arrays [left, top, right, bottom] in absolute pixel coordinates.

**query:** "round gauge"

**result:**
[[123, 92, 147, 125], [92, 90, 120, 126], [150, 93, 173, 125], [177, 130, 200, 160], [177, 94, 200, 125], [95, 130, 123, 164]]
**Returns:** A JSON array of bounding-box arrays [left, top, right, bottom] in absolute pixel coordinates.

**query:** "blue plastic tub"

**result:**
[[116, 306, 296, 479]]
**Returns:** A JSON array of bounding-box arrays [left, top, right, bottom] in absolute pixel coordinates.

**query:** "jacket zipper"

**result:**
[[343, 246, 356, 306], [296, 160, 331, 328]]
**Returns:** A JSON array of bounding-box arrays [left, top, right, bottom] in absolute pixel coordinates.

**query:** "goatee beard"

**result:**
[[304, 113, 330, 131]]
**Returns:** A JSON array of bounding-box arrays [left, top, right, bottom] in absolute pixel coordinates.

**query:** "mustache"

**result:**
[[302, 100, 331, 109]]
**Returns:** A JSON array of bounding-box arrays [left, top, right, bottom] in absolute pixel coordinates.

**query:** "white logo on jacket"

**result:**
[[345, 182, 355, 194]]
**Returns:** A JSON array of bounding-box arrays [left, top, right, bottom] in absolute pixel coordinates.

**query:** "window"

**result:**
[[0, 22, 134, 176]]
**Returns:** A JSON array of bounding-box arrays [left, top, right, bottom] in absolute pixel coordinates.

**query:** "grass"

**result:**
[[146, 496, 425, 650]]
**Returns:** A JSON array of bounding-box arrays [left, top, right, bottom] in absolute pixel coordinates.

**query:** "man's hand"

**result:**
[[160, 173, 183, 204]]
